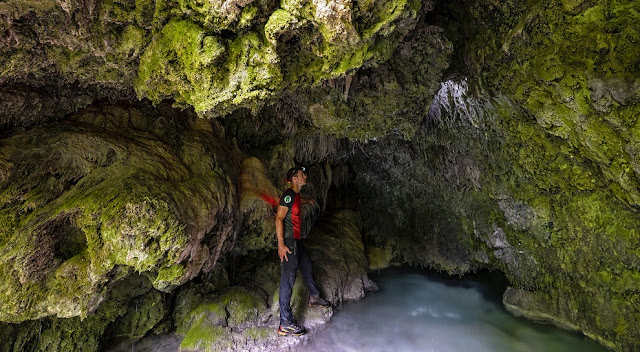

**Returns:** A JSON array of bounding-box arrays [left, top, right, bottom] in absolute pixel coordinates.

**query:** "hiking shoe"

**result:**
[[308, 295, 331, 308], [277, 322, 306, 336]]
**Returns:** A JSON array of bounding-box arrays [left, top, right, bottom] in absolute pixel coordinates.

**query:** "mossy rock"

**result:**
[[179, 325, 233, 352], [0, 274, 161, 352], [304, 22, 453, 140], [177, 286, 267, 334], [134, 0, 426, 119], [366, 246, 393, 271], [0, 103, 239, 323], [104, 289, 168, 341], [177, 286, 269, 351], [503, 287, 618, 350]]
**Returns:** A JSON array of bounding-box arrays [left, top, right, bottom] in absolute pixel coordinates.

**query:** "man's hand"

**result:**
[[278, 244, 292, 262]]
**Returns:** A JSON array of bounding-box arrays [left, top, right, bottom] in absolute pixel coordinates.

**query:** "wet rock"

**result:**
[[305, 210, 378, 303], [172, 209, 375, 351], [503, 287, 620, 350]]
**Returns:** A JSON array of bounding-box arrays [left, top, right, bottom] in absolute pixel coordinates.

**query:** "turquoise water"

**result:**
[[302, 268, 608, 352]]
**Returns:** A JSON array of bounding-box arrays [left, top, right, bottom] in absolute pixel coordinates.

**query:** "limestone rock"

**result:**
[[174, 209, 375, 351], [0, 103, 240, 322]]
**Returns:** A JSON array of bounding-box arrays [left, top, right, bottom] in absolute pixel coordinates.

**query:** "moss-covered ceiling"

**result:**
[[1, 0, 640, 351]]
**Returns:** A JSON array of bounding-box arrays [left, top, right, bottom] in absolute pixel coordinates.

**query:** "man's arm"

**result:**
[[275, 205, 291, 262]]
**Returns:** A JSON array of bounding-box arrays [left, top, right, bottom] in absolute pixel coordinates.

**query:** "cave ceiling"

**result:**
[[1, 0, 640, 351]]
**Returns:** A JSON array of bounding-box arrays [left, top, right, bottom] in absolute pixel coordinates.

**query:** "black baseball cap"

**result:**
[[286, 166, 307, 182]]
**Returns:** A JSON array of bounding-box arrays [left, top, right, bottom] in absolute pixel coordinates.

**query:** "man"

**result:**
[[276, 166, 331, 336]]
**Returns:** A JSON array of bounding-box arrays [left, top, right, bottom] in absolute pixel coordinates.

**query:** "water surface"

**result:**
[[302, 268, 607, 352]]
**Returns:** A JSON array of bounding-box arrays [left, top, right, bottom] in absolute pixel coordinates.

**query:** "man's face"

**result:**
[[292, 170, 307, 186]]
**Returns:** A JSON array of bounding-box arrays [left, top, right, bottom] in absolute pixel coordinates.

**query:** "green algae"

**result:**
[[180, 325, 232, 352], [398, 2, 640, 349], [135, 19, 282, 115], [0, 274, 163, 352], [177, 286, 268, 351], [134, 0, 425, 118], [0, 103, 238, 323]]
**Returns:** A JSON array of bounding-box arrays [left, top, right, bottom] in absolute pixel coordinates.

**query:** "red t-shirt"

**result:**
[[279, 188, 301, 239]]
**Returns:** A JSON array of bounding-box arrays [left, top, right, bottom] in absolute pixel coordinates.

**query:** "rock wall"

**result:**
[[348, 2, 640, 350], [0, 0, 426, 128], [173, 209, 374, 352], [0, 97, 372, 351], [1, 0, 640, 351], [0, 103, 242, 323], [455, 2, 640, 350]]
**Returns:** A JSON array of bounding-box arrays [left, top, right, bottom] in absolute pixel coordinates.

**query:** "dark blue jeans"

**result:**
[[279, 238, 321, 325]]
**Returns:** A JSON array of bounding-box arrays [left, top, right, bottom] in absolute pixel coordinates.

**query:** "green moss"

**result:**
[[179, 325, 231, 352], [176, 286, 268, 351], [105, 290, 168, 340], [264, 9, 298, 45], [0, 104, 237, 323], [365, 246, 393, 271], [135, 19, 222, 105], [329, 41, 377, 76], [280, 0, 315, 18], [308, 102, 350, 136], [461, 1, 640, 342], [135, 20, 281, 116], [100, 0, 157, 27], [219, 287, 267, 326], [117, 25, 147, 58], [153, 264, 187, 291], [2, 0, 160, 91], [303, 23, 453, 140], [0, 320, 39, 352], [132, 0, 426, 119], [2, 0, 427, 126], [177, 300, 227, 336], [0, 274, 157, 352], [176, 285, 267, 339], [238, 5, 260, 30], [357, 0, 412, 40], [173, 0, 276, 32]]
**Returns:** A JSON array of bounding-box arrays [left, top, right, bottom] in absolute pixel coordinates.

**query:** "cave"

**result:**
[[0, 0, 639, 351]]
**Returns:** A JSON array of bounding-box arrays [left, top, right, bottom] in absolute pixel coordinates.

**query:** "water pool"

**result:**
[[301, 268, 607, 352]]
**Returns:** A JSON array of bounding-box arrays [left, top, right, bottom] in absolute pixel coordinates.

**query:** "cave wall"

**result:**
[[349, 1, 640, 350], [0, 103, 242, 323], [0, 98, 367, 351], [0, 0, 425, 129], [1, 0, 640, 351], [458, 2, 640, 350]]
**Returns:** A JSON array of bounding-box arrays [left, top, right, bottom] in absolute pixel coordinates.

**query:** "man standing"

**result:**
[[276, 166, 331, 336]]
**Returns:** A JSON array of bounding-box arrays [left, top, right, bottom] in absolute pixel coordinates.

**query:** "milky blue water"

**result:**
[[302, 268, 608, 352]]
